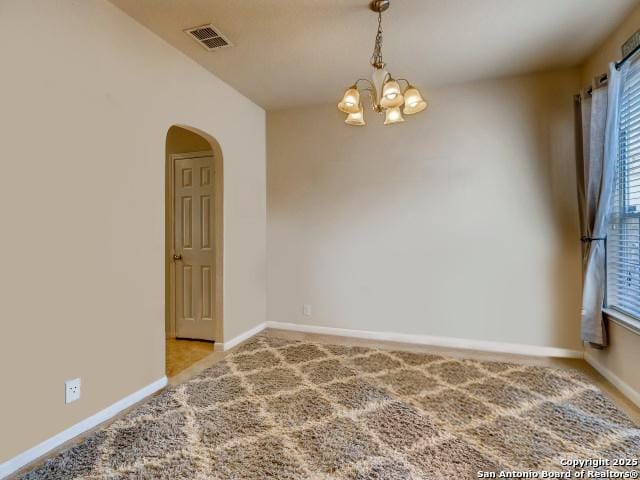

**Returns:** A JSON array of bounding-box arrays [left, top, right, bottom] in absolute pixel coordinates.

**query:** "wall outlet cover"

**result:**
[[303, 304, 312, 316], [65, 378, 81, 404]]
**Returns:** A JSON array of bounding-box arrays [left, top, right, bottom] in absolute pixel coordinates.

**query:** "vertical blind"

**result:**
[[607, 60, 640, 319]]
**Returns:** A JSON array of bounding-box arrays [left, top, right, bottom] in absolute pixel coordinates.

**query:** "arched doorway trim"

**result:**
[[165, 125, 224, 350]]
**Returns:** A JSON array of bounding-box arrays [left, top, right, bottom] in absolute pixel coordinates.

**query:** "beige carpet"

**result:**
[[21, 334, 640, 479]]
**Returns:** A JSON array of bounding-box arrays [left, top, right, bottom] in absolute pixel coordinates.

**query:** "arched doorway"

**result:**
[[165, 125, 223, 377]]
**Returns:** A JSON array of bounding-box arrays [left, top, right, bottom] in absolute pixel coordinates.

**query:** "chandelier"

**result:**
[[338, 0, 427, 126]]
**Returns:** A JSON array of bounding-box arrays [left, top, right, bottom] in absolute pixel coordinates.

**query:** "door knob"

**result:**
[[173, 254, 182, 261]]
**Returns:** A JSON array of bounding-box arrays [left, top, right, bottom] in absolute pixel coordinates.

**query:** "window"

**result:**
[[607, 61, 640, 319]]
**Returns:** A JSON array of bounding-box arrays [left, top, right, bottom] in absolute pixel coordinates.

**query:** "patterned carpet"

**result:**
[[21, 333, 640, 479]]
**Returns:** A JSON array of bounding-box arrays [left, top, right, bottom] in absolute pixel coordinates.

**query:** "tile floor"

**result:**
[[165, 338, 215, 377]]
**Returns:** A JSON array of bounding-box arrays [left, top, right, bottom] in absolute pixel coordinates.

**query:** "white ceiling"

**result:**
[[110, 0, 638, 110]]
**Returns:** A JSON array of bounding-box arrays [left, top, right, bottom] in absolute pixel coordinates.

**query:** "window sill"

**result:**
[[603, 308, 640, 336]]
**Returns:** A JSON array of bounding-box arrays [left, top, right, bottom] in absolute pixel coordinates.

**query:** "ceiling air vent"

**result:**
[[184, 24, 233, 51]]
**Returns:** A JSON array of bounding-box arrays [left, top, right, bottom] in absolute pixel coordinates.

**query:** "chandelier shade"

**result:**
[[337, 87, 361, 114], [403, 86, 427, 115], [380, 80, 404, 108], [337, 1, 426, 126], [345, 107, 366, 126], [384, 106, 405, 125]]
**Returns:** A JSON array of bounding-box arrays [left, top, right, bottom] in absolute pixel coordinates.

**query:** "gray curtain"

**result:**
[[575, 63, 624, 347]]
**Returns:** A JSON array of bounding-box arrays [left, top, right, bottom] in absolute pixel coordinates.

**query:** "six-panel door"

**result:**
[[174, 156, 215, 341]]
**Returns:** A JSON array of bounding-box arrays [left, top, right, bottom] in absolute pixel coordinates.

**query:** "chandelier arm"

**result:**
[[364, 89, 379, 112], [395, 78, 412, 91], [354, 78, 376, 100], [353, 78, 380, 111]]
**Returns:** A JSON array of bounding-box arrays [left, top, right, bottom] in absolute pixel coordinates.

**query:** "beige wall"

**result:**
[[267, 69, 582, 351], [0, 0, 266, 463], [582, 3, 640, 82], [581, 3, 640, 399]]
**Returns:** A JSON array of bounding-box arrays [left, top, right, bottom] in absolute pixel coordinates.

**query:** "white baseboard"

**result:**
[[221, 322, 267, 351], [585, 350, 640, 408], [0, 376, 167, 480], [266, 321, 584, 359]]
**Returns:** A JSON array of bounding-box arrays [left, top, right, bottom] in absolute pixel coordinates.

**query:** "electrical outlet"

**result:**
[[65, 378, 81, 404], [303, 304, 312, 316]]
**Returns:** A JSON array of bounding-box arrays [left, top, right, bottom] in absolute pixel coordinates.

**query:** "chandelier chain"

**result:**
[[370, 11, 384, 69]]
